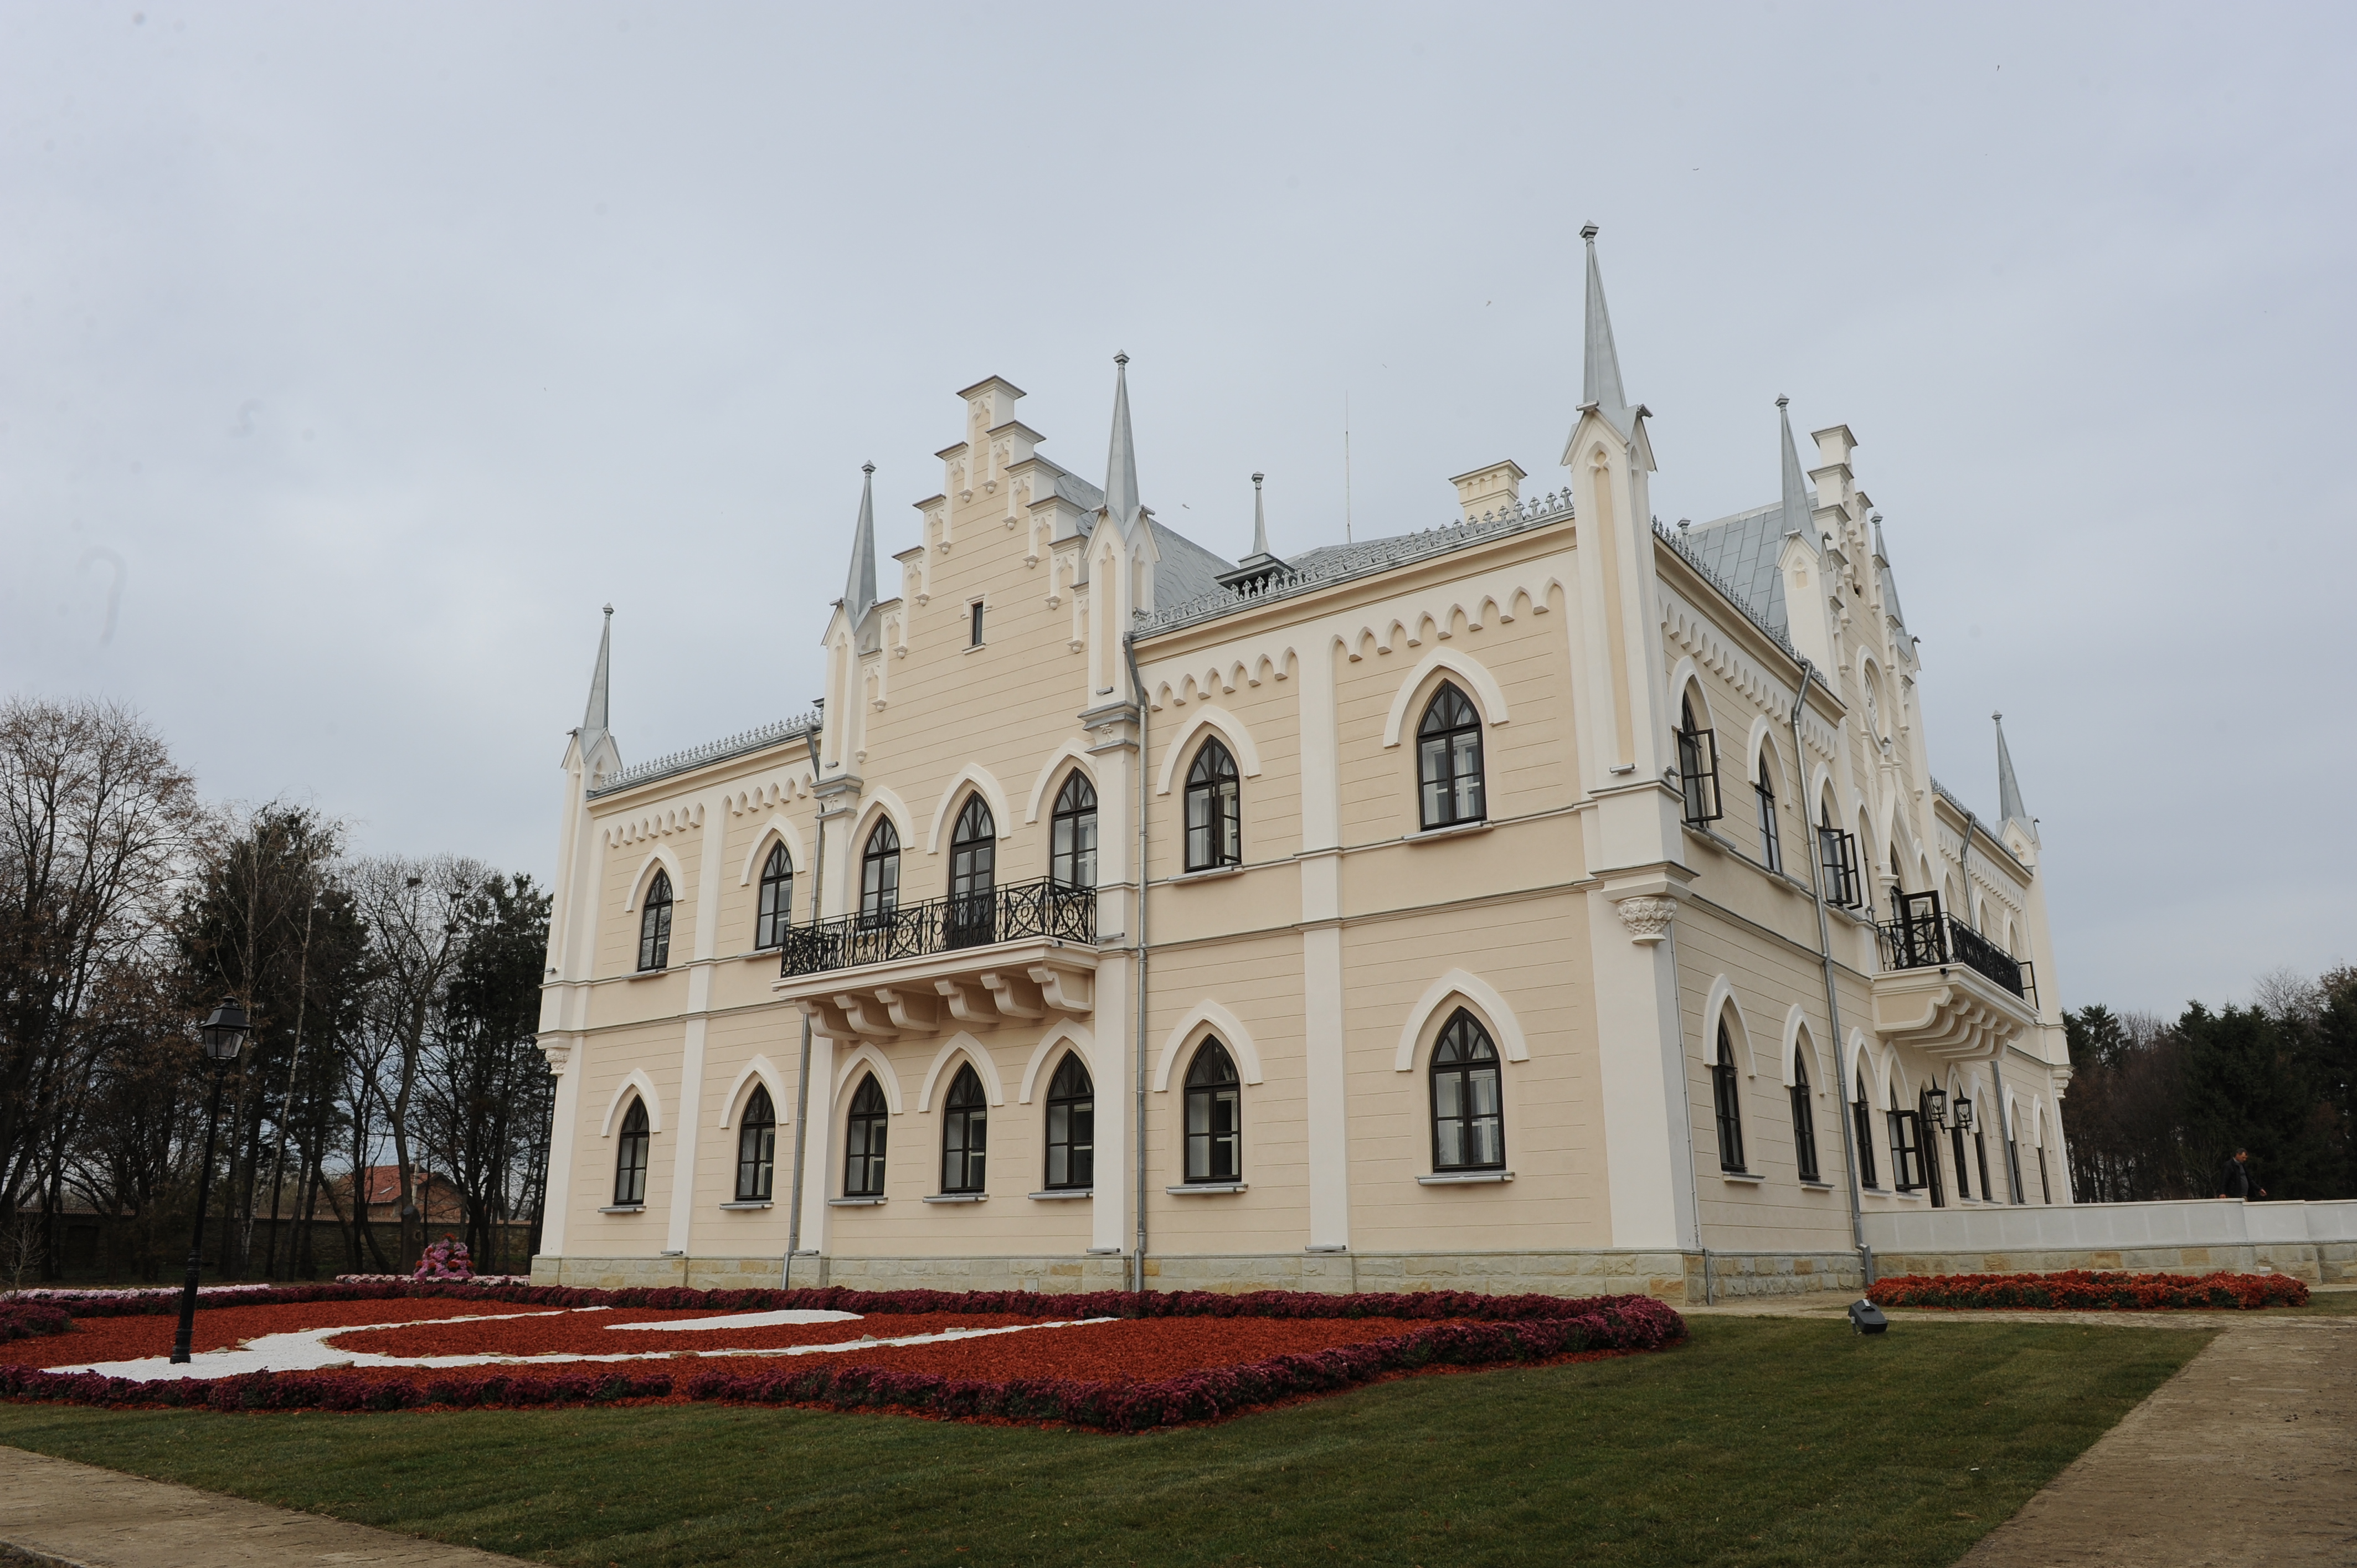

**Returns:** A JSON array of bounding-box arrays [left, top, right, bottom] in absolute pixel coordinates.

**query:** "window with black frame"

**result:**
[[614, 1098, 650, 1206], [1950, 1111, 1973, 1200], [637, 870, 673, 972], [1917, 1088, 1947, 1206], [940, 1064, 987, 1194], [755, 843, 794, 950], [1043, 1053, 1094, 1190], [947, 796, 996, 948], [1051, 772, 1098, 889], [1754, 753, 1782, 873], [1184, 739, 1241, 871], [860, 821, 901, 927], [1183, 1039, 1241, 1183], [843, 1074, 888, 1197], [1417, 683, 1486, 829], [1975, 1126, 1993, 1200], [1888, 1093, 1923, 1192], [1711, 1023, 1747, 1172], [1790, 1052, 1820, 1182], [735, 1085, 776, 1202], [1853, 1070, 1879, 1188], [1429, 1010, 1504, 1171], [1675, 697, 1721, 826], [2038, 1144, 2052, 1203]]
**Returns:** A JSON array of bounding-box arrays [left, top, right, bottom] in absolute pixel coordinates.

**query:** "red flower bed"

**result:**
[[0, 1285, 1684, 1430], [1868, 1269, 2309, 1311]]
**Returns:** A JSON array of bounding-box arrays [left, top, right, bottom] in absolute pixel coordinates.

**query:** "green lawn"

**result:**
[[0, 1316, 2202, 1568]]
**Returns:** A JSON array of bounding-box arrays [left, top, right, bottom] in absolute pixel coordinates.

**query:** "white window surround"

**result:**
[[1017, 1020, 1096, 1104], [1150, 1001, 1265, 1092], [828, 1196, 886, 1208], [716, 1054, 788, 1129], [1028, 1189, 1093, 1200], [916, 1034, 1007, 1112], [1151, 706, 1263, 797], [599, 1070, 662, 1137], [923, 1193, 987, 1204], [1021, 742, 1097, 824], [923, 764, 1013, 854], [718, 1200, 773, 1211], [830, 1042, 905, 1115], [1393, 969, 1529, 1072], [1418, 1170, 1514, 1185], [1378, 648, 1511, 748], [1700, 976, 1761, 1078], [622, 847, 686, 913], [1166, 1182, 1247, 1195], [735, 817, 809, 890]]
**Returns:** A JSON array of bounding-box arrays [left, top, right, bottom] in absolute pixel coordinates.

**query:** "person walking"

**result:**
[[2218, 1148, 2267, 1200]]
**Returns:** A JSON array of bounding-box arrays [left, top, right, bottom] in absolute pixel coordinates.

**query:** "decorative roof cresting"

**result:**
[[591, 714, 820, 797]]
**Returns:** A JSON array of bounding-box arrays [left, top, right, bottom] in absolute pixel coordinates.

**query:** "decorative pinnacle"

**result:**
[[1993, 710, 2003, 722], [862, 461, 874, 476], [1114, 352, 1129, 365], [1252, 471, 1264, 487], [1776, 395, 1789, 409], [603, 603, 613, 616], [1580, 223, 1599, 241]]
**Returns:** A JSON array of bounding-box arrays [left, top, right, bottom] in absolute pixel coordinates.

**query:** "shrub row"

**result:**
[[0, 1304, 70, 1344], [1867, 1269, 2309, 1311]]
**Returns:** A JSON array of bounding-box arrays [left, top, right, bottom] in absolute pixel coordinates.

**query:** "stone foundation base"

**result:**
[[1872, 1240, 2357, 1285], [528, 1247, 1872, 1302]]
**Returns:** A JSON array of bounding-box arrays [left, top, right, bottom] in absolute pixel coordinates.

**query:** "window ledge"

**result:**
[[1799, 1180, 1836, 1191], [1166, 1182, 1248, 1195], [1418, 1170, 1513, 1185], [828, 1196, 886, 1208], [625, 968, 668, 982], [923, 1193, 987, 1204], [1171, 865, 1246, 884], [1407, 820, 1494, 844], [1882, 1190, 1928, 1203], [1719, 1171, 1766, 1185], [718, 1200, 773, 1210], [598, 1204, 645, 1214], [740, 948, 783, 965], [1028, 1189, 1093, 1200]]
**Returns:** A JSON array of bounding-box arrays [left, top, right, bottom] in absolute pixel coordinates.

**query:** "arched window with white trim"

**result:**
[[1183, 1039, 1242, 1182], [939, 1063, 987, 1194], [860, 821, 901, 927], [755, 844, 794, 951], [1043, 1053, 1094, 1191], [1711, 1023, 1747, 1173], [1050, 772, 1098, 889], [1754, 748, 1782, 874], [1675, 696, 1721, 826], [637, 871, 673, 972], [1429, 1009, 1504, 1171], [613, 1098, 650, 1206], [1854, 1068, 1879, 1189], [843, 1074, 888, 1198], [1790, 1049, 1819, 1183], [947, 796, 996, 948], [1916, 1086, 1946, 1206], [735, 1085, 776, 1202], [1416, 682, 1486, 829], [1185, 740, 1241, 871]]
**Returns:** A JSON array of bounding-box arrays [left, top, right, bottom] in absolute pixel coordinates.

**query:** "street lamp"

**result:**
[[171, 1002, 251, 1365]]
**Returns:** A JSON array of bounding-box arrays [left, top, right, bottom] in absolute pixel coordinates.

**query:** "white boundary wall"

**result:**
[[1865, 1199, 2357, 1282]]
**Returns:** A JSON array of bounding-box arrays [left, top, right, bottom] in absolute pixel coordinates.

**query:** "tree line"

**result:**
[[2063, 967, 2356, 1203], [0, 695, 552, 1285]]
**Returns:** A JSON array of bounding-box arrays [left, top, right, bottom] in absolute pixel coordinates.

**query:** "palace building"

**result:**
[[529, 231, 2073, 1302]]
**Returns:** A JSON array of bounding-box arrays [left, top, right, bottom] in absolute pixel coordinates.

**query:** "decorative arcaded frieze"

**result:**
[[1614, 896, 1677, 945]]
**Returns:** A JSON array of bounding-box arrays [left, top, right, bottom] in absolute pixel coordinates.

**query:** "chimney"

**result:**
[[1449, 460, 1526, 522]]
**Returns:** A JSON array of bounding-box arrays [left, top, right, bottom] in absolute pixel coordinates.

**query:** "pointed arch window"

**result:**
[[1854, 1069, 1879, 1189], [755, 844, 794, 950], [1183, 1039, 1241, 1183], [735, 1085, 776, 1202], [637, 870, 674, 972], [1051, 773, 1098, 890], [1754, 752, 1782, 874], [1711, 1023, 1747, 1173], [1949, 1096, 1974, 1201], [1429, 1010, 1504, 1171], [859, 821, 901, 928], [1917, 1087, 1947, 1206], [940, 1064, 987, 1194], [1888, 1087, 1924, 1193], [1791, 1050, 1820, 1183], [613, 1099, 650, 1206], [1675, 696, 1721, 826], [947, 796, 996, 948], [1184, 739, 1241, 871], [1818, 800, 1863, 909], [843, 1074, 888, 1198], [1417, 682, 1486, 829], [1974, 1123, 1993, 1201], [1043, 1053, 1094, 1191]]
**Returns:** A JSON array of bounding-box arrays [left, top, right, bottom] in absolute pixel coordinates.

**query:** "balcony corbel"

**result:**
[[935, 978, 1002, 1027], [877, 986, 941, 1034], [834, 993, 903, 1039], [1028, 963, 1094, 1014], [980, 969, 1047, 1020]]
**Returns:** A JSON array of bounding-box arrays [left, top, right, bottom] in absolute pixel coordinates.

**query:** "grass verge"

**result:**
[[0, 1314, 2202, 1568]]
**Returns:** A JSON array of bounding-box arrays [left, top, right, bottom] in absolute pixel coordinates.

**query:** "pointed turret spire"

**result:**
[[1577, 224, 1640, 440], [1249, 472, 1269, 558], [1102, 352, 1143, 538], [842, 462, 879, 627], [1777, 396, 1811, 541], [1994, 711, 2034, 837], [581, 604, 613, 745]]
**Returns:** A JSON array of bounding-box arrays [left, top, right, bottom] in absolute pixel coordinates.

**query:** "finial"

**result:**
[[1676, 518, 1689, 531], [1579, 223, 1599, 241], [1870, 511, 1882, 525], [603, 603, 613, 616], [1993, 710, 2003, 723], [1776, 395, 1789, 409], [862, 461, 874, 476], [1114, 352, 1129, 366]]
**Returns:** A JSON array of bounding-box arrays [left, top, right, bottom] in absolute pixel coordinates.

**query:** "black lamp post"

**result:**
[[170, 1002, 251, 1365]]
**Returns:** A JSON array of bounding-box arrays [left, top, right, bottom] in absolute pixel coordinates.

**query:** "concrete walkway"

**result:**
[[0, 1448, 518, 1568]]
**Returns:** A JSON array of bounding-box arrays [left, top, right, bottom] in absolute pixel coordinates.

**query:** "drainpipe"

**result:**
[[1958, 811, 2021, 1205], [1123, 635, 1151, 1295], [784, 708, 826, 1288], [1790, 662, 1872, 1287]]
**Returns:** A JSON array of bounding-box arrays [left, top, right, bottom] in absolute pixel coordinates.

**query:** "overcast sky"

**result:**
[[4, 3, 2351, 1017]]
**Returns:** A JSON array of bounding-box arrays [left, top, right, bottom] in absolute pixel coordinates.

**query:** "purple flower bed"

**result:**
[[0, 1304, 71, 1344]]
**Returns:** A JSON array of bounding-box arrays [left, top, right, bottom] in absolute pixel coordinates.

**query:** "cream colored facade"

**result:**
[[531, 234, 2073, 1303]]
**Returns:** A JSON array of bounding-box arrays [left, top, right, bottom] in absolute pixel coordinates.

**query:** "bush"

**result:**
[[1867, 1269, 2309, 1311]]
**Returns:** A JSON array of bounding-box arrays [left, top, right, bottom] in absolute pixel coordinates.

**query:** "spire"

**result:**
[[1101, 352, 1143, 537], [1994, 711, 2034, 837], [1778, 396, 1811, 541], [581, 604, 612, 744], [842, 462, 878, 627], [1249, 471, 1269, 558], [1577, 224, 1639, 440]]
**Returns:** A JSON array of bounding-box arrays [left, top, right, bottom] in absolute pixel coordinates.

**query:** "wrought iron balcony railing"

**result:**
[[1877, 891, 2032, 1001], [778, 875, 1095, 978]]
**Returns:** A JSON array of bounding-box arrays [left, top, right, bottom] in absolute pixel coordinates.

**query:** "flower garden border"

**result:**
[[1867, 1269, 2309, 1312], [0, 1283, 1686, 1432]]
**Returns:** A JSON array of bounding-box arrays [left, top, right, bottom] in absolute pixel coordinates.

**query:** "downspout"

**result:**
[[1958, 812, 2020, 1205], [1790, 661, 1872, 1286], [784, 706, 826, 1287], [1123, 635, 1150, 1294]]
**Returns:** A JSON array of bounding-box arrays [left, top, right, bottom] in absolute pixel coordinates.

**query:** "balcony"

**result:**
[[1870, 893, 2039, 1062], [774, 876, 1099, 1045]]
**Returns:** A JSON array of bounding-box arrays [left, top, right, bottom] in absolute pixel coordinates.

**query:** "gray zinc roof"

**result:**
[[1676, 499, 1807, 638]]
